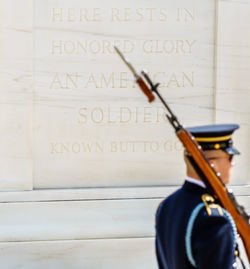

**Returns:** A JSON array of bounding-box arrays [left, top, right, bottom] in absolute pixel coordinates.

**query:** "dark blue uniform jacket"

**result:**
[[155, 181, 236, 269]]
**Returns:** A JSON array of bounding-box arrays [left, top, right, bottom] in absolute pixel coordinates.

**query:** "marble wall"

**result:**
[[215, 0, 250, 185], [0, 0, 33, 191], [33, 0, 216, 188]]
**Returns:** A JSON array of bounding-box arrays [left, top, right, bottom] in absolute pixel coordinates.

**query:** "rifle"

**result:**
[[114, 46, 250, 261]]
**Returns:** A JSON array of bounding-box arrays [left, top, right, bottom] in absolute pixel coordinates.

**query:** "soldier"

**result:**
[[155, 124, 242, 269]]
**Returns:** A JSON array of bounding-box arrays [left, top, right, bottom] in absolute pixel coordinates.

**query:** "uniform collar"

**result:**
[[185, 177, 206, 189], [182, 178, 207, 194]]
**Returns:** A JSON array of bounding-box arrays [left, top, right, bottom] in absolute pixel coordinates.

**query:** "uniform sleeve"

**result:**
[[192, 212, 236, 269], [155, 238, 165, 269]]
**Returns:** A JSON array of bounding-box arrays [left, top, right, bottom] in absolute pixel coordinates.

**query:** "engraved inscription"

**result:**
[[52, 8, 102, 22], [51, 39, 195, 55], [142, 40, 195, 54], [110, 8, 168, 22], [176, 8, 195, 22], [49, 71, 194, 89], [34, 0, 214, 187], [50, 140, 183, 154], [51, 7, 195, 23], [51, 40, 135, 55], [77, 106, 168, 124]]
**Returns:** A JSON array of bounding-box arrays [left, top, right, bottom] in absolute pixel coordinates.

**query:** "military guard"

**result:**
[[155, 124, 243, 269]]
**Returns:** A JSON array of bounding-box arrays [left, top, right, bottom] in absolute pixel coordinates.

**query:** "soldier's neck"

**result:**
[[186, 170, 202, 181]]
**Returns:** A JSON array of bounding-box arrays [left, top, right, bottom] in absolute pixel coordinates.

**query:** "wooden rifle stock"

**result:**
[[114, 46, 250, 262]]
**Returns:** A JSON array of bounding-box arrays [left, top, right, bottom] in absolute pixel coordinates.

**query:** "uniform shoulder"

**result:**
[[194, 193, 237, 247], [186, 194, 237, 268], [155, 188, 183, 226], [155, 188, 183, 214], [195, 193, 236, 228], [188, 193, 237, 237]]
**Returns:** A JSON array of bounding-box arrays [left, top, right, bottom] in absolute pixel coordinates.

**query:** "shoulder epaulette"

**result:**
[[201, 193, 223, 216]]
